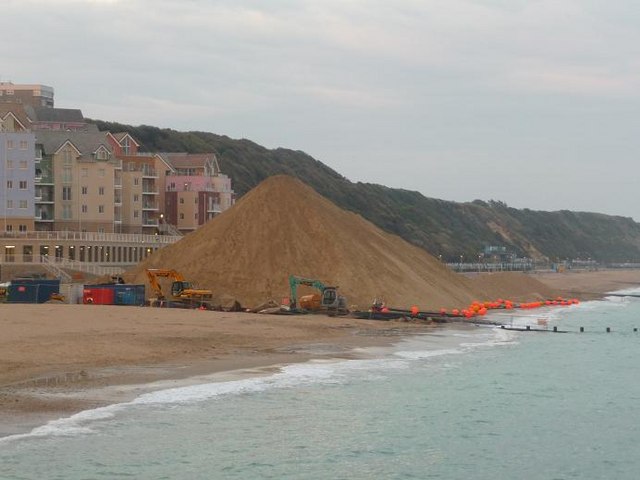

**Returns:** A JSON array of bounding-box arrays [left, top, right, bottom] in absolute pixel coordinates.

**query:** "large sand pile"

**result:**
[[128, 175, 556, 309]]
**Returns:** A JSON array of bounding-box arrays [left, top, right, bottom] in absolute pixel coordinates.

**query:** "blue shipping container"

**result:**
[[7, 279, 61, 304], [113, 285, 145, 306]]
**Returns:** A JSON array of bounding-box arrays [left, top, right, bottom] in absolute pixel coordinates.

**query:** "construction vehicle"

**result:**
[[145, 268, 213, 308], [49, 292, 66, 302], [287, 275, 348, 315]]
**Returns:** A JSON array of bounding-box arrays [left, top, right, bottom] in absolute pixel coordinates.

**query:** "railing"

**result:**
[[43, 255, 125, 276], [447, 262, 535, 273], [158, 222, 183, 237], [40, 256, 73, 282], [0, 230, 181, 244], [1, 254, 128, 277]]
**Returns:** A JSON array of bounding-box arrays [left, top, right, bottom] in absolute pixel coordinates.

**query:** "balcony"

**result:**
[[34, 214, 54, 222], [142, 201, 159, 211], [142, 166, 158, 178], [142, 218, 158, 226], [207, 203, 222, 214]]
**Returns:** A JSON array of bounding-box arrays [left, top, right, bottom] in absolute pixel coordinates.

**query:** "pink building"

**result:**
[[162, 154, 235, 233]]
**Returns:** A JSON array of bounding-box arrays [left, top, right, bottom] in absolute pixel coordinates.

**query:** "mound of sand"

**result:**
[[128, 175, 556, 309]]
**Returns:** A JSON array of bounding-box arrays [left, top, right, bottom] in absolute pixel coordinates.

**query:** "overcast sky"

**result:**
[[3, 0, 639, 220]]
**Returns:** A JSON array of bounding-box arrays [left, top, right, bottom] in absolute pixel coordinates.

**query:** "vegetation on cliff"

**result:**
[[90, 120, 640, 262]]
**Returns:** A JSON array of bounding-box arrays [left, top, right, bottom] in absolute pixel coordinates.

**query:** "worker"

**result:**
[[410, 305, 419, 317]]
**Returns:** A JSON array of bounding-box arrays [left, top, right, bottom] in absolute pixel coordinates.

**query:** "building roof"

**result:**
[[25, 106, 85, 123], [161, 153, 217, 169], [35, 130, 113, 157], [112, 132, 140, 145], [0, 103, 31, 130]]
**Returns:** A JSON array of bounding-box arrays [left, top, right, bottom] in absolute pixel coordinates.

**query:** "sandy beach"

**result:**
[[2, 268, 640, 438]]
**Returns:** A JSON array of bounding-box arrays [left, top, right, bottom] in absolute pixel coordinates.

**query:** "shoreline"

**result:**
[[0, 309, 433, 439], [2, 268, 640, 439]]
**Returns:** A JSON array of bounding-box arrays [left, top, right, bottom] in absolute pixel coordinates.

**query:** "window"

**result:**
[[62, 167, 72, 182], [179, 213, 184, 219], [98, 205, 104, 214], [7, 140, 14, 149], [19, 200, 27, 209], [62, 186, 72, 200], [82, 205, 88, 213], [6, 200, 13, 209], [134, 178, 139, 186], [5, 225, 12, 232], [179, 198, 184, 204], [7, 160, 13, 168], [195, 197, 198, 204], [19, 140, 28, 150], [63, 149, 72, 165], [81, 186, 88, 195], [6, 180, 12, 189], [133, 194, 139, 202], [98, 169, 105, 177], [19, 180, 27, 189], [18, 224, 27, 232], [195, 213, 198, 219], [19, 160, 27, 169], [122, 137, 130, 155], [99, 187, 105, 195], [133, 210, 139, 218], [35, 147, 42, 160], [81, 168, 88, 177], [62, 205, 72, 219]]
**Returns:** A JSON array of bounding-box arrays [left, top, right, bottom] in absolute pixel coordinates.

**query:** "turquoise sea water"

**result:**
[[2, 291, 640, 479]]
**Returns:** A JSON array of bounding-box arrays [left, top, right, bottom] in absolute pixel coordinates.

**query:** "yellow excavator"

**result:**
[[145, 268, 213, 308], [287, 275, 348, 315]]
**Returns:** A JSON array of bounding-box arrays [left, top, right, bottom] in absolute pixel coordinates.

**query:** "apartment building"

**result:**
[[0, 89, 237, 272], [162, 153, 235, 233], [106, 133, 170, 234], [36, 131, 120, 233], [0, 82, 54, 109], [0, 107, 36, 233]]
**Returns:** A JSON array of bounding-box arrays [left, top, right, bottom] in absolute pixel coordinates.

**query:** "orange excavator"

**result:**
[[145, 268, 213, 308]]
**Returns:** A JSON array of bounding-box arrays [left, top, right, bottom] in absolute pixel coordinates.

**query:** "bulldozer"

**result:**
[[145, 268, 213, 309], [287, 275, 348, 315]]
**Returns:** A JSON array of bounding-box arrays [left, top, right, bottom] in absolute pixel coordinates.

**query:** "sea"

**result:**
[[2, 290, 640, 480]]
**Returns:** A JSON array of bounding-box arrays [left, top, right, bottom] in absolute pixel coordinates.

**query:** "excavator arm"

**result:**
[[146, 269, 189, 300]]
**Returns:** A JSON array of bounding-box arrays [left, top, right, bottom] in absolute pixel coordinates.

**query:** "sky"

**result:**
[[2, 0, 639, 220]]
